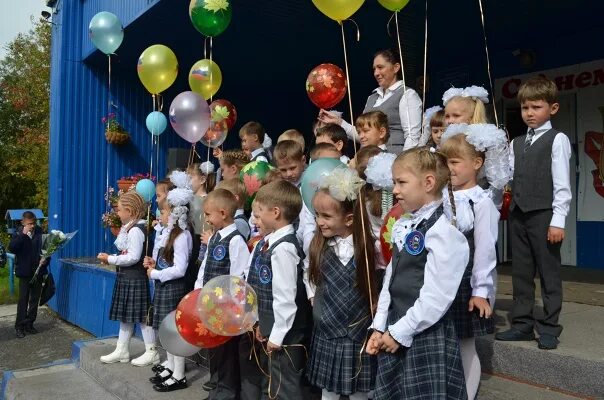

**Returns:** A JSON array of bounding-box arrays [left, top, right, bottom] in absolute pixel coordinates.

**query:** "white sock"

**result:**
[[321, 390, 340, 400], [159, 353, 175, 378], [171, 355, 185, 380], [118, 323, 134, 343], [140, 323, 156, 345], [460, 338, 481, 400]]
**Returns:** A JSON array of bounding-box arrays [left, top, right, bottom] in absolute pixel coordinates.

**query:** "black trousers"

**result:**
[[260, 343, 307, 400], [509, 208, 563, 337], [208, 335, 241, 400], [15, 276, 42, 330]]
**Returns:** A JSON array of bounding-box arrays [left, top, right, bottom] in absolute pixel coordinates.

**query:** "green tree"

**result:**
[[0, 19, 50, 218]]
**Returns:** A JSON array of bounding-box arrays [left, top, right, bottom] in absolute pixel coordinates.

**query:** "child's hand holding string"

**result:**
[[97, 253, 109, 264], [380, 331, 400, 353], [469, 296, 492, 318], [213, 148, 223, 158], [146, 262, 155, 278], [143, 256, 155, 269], [366, 331, 383, 355]]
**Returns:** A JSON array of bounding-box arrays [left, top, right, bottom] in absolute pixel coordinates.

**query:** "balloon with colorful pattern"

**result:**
[[306, 63, 347, 109], [200, 100, 233, 148], [198, 275, 258, 336], [158, 310, 202, 357], [240, 161, 272, 208], [189, 0, 232, 37], [379, 203, 406, 264], [189, 59, 222, 100], [210, 99, 237, 130], [175, 289, 231, 348]]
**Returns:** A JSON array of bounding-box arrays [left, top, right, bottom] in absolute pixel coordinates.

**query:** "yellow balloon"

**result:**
[[377, 0, 410, 12], [312, 0, 365, 22], [188, 59, 222, 100], [137, 45, 178, 94]]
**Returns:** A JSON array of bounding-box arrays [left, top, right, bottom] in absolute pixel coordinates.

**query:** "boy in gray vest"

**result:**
[[495, 76, 572, 350]]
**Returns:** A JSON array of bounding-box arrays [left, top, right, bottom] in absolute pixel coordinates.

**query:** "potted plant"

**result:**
[[116, 173, 155, 192], [102, 210, 122, 236], [103, 112, 129, 145]]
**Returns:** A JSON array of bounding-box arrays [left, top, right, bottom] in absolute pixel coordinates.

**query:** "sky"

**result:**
[[0, 0, 47, 60]]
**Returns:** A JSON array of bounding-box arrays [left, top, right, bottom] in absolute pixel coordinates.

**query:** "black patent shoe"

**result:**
[[153, 376, 188, 392], [16, 329, 25, 339], [151, 363, 166, 374], [149, 369, 172, 384]]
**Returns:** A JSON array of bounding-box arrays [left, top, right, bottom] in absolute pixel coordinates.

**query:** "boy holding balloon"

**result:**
[[195, 189, 250, 400]]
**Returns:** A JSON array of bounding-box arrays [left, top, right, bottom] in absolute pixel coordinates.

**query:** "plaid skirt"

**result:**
[[306, 329, 376, 395], [151, 278, 187, 329], [450, 264, 494, 339], [374, 317, 467, 400], [109, 275, 151, 323]]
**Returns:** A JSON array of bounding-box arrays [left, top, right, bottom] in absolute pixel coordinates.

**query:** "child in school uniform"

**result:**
[[218, 149, 250, 181], [97, 192, 158, 367], [366, 147, 469, 400], [306, 167, 377, 400], [315, 123, 350, 164], [245, 180, 313, 400], [144, 172, 194, 392], [356, 111, 390, 151], [422, 106, 445, 148], [216, 178, 251, 241], [188, 162, 217, 290], [443, 86, 489, 126], [240, 121, 270, 162], [440, 124, 510, 399], [195, 189, 251, 400], [495, 76, 571, 350]]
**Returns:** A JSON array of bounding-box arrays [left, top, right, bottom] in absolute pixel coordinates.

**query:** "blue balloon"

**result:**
[[300, 158, 346, 214], [135, 179, 156, 202], [146, 111, 168, 136], [89, 12, 124, 55]]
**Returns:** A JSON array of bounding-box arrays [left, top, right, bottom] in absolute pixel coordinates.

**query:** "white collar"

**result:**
[[328, 234, 353, 248], [217, 223, 237, 238], [265, 224, 294, 245], [375, 80, 403, 97], [392, 199, 442, 251], [378, 144, 388, 151], [528, 120, 552, 134], [235, 209, 245, 217], [251, 148, 265, 158]]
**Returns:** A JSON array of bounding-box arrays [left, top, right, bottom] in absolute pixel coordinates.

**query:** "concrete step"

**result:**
[[478, 374, 590, 400], [477, 296, 604, 398], [3, 362, 117, 400], [77, 338, 210, 400]]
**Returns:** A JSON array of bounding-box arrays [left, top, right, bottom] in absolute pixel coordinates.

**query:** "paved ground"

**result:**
[[0, 305, 92, 385]]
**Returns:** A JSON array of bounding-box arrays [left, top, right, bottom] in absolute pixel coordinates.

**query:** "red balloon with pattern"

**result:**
[[210, 99, 237, 130], [500, 190, 512, 221], [379, 203, 405, 264], [175, 289, 231, 348], [306, 63, 347, 109]]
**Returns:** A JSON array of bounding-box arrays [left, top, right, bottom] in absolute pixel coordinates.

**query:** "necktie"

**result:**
[[524, 128, 535, 153], [210, 232, 221, 246]]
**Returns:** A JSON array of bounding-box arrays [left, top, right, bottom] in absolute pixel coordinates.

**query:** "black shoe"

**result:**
[[153, 376, 187, 392], [149, 371, 172, 385], [537, 334, 559, 350], [151, 364, 166, 374], [495, 328, 535, 341], [16, 329, 25, 339], [202, 381, 217, 391], [24, 326, 38, 334]]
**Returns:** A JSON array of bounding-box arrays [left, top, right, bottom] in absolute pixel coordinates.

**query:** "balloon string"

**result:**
[[104, 53, 112, 249], [340, 19, 373, 317], [393, 11, 412, 148], [421, 0, 428, 126], [209, 36, 214, 103], [149, 95, 156, 179], [340, 20, 357, 156], [477, 0, 499, 127]]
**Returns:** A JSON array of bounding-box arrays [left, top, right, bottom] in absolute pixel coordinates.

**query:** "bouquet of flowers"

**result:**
[[102, 210, 122, 228], [104, 186, 120, 206], [31, 230, 78, 283]]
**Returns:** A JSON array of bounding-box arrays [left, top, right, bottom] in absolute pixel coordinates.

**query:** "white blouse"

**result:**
[[108, 219, 147, 266], [150, 230, 193, 283], [372, 203, 469, 347]]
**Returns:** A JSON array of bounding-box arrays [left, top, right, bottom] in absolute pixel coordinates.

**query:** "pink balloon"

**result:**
[[169, 91, 210, 144]]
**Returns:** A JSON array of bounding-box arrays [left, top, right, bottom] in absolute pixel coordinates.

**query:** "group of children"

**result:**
[[95, 75, 571, 400]]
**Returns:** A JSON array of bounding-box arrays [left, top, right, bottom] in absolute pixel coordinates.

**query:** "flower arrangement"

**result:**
[[117, 173, 155, 191], [104, 186, 120, 206], [103, 112, 129, 145], [102, 210, 122, 229]]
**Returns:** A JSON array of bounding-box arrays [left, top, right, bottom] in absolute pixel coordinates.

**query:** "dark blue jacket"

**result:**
[[9, 226, 49, 278]]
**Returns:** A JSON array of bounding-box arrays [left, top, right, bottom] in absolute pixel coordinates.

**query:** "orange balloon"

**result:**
[[175, 289, 231, 348]]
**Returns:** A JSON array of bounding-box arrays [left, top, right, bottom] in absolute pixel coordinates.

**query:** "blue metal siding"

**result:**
[[49, 0, 188, 258], [81, 0, 161, 59]]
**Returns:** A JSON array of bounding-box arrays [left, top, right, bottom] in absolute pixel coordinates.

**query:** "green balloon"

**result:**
[[189, 0, 232, 37]]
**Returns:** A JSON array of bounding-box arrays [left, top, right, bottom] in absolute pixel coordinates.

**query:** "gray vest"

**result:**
[[364, 85, 406, 150], [510, 129, 558, 213]]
